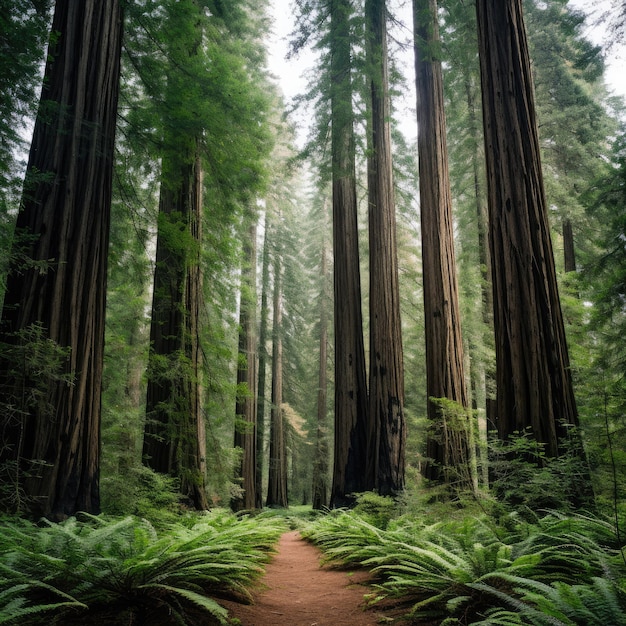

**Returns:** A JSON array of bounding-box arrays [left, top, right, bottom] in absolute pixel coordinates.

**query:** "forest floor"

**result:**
[[220, 529, 398, 625]]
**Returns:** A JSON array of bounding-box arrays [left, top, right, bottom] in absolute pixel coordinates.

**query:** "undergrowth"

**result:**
[[0, 509, 285, 625], [301, 505, 626, 625]]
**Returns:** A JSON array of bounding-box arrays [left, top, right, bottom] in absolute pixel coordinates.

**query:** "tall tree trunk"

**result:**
[[143, 146, 209, 510], [142, 1, 208, 510], [465, 75, 493, 488], [414, 0, 472, 489], [330, 0, 370, 508], [232, 220, 258, 511], [266, 239, 288, 507], [475, 0, 593, 503], [465, 79, 493, 328], [366, 0, 405, 496], [563, 219, 576, 273], [312, 223, 330, 510], [0, 0, 123, 519], [255, 221, 271, 509]]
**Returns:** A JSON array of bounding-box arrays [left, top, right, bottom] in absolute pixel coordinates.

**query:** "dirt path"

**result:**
[[222, 530, 385, 625]]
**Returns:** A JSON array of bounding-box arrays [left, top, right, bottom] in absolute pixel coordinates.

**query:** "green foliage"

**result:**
[[426, 397, 479, 493], [0, 510, 286, 625], [353, 492, 397, 530], [573, 127, 626, 511], [474, 577, 626, 626], [100, 466, 182, 522], [252, 504, 323, 530], [488, 428, 593, 514], [0, 324, 73, 515], [0, 0, 50, 231], [302, 507, 626, 625]]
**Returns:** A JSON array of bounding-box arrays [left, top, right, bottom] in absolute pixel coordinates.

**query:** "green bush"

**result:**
[[489, 428, 593, 514], [100, 465, 181, 522], [353, 491, 397, 529]]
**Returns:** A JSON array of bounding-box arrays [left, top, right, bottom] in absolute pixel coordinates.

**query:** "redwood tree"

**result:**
[[414, 0, 472, 488], [312, 208, 331, 510], [142, 0, 208, 510], [329, 0, 370, 507], [475, 0, 593, 502], [255, 223, 271, 509], [143, 143, 208, 510], [0, 0, 123, 518], [266, 229, 288, 507], [232, 220, 258, 511], [366, 0, 406, 496]]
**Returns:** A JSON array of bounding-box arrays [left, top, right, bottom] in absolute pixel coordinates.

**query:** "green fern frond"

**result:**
[[138, 583, 229, 624], [468, 581, 569, 625], [302, 507, 626, 626], [0, 581, 87, 625], [521, 578, 626, 626], [1, 511, 285, 624]]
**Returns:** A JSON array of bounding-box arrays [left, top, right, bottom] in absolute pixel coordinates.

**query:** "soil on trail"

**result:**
[[222, 530, 385, 625]]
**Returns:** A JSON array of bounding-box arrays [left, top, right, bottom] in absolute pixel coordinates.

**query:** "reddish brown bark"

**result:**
[[366, 0, 405, 496], [330, 0, 370, 507], [266, 237, 288, 507], [414, 0, 471, 486], [476, 0, 592, 502], [232, 221, 258, 511], [0, 0, 123, 518]]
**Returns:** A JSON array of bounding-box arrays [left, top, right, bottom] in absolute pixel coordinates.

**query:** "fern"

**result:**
[[0, 510, 285, 625], [508, 577, 626, 626], [303, 509, 626, 625], [0, 581, 87, 625]]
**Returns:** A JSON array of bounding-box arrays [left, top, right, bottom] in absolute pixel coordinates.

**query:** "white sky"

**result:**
[[267, 0, 310, 102], [568, 0, 626, 100]]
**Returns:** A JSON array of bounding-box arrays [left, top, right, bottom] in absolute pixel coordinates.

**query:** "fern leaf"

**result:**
[[139, 583, 229, 624]]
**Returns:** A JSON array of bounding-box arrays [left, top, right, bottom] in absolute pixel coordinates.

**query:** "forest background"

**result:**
[[1, 0, 626, 523], [4, 0, 626, 624]]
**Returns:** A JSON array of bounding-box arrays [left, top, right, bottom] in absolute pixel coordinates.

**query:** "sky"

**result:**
[[568, 0, 626, 100], [267, 0, 312, 102], [267, 0, 626, 125]]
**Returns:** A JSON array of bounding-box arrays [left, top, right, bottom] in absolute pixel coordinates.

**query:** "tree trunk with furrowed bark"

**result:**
[[414, 0, 472, 489], [329, 0, 370, 508], [367, 0, 405, 496], [0, 0, 123, 519], [475, 0, 593, 504]]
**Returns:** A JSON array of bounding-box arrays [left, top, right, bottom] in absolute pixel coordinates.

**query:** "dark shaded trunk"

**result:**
[[366, 0, 405, 496], [563, 219, 576, 273], [414, 0, 472, 489], [266, 240, 288, 507], [232, 221, 258, 511], [255, 224, 271, 509], [465, 78, 493, 327], [312, 227, 330, 510], [475, 0, 593, 504], [142, 1, 208, 510], [0, 0, 123, 519], [329, 0, 370, 508], [143, 146, 209, 511]]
